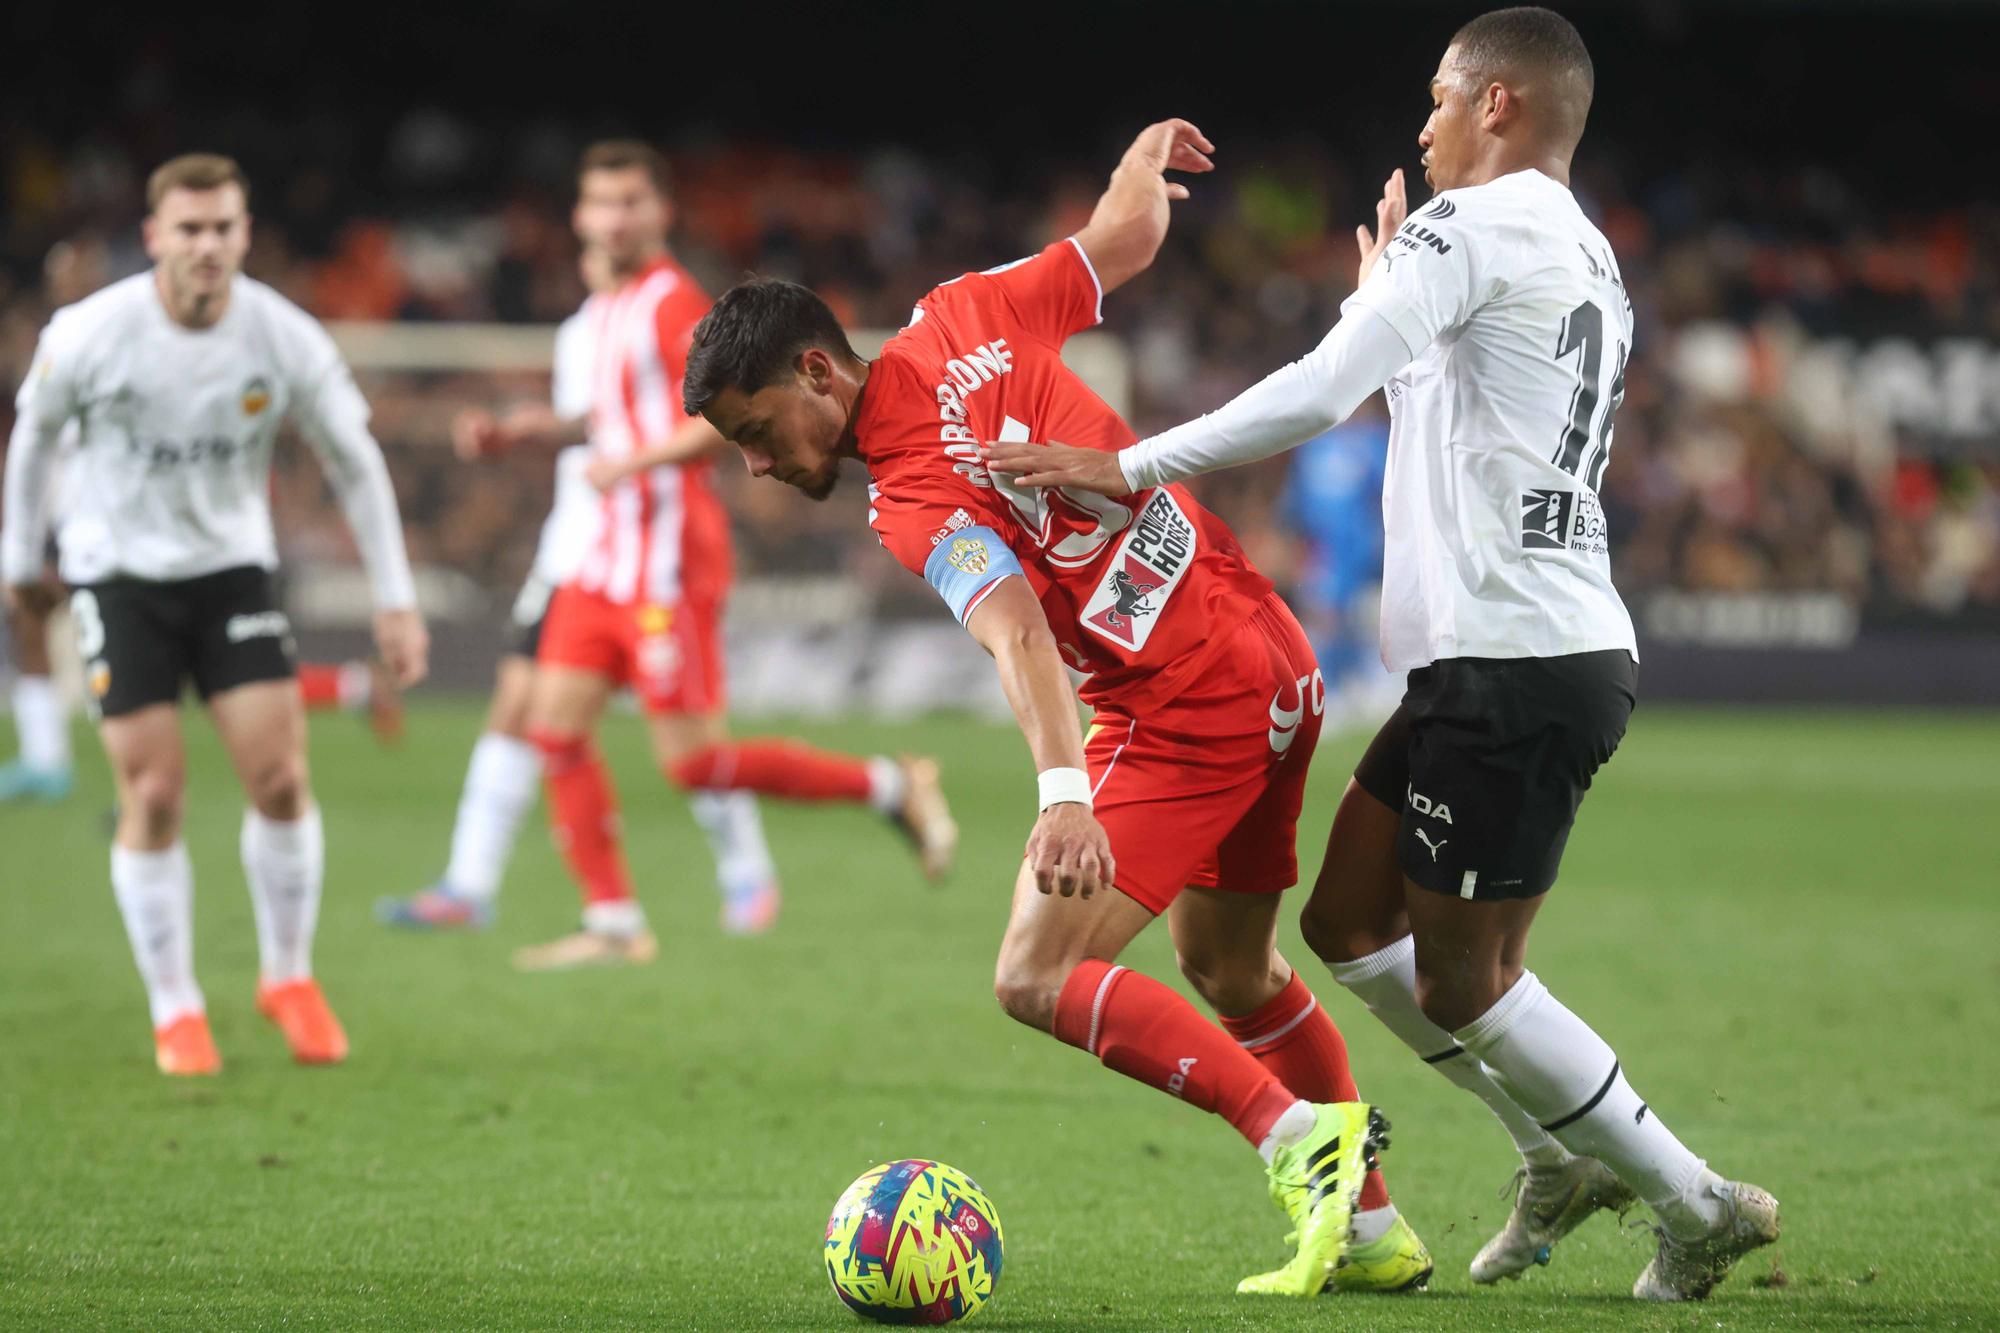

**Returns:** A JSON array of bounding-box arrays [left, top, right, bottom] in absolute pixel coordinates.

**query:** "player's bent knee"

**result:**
[[1174, 951, 1275, 1017], [527, 728, 590, 772], [126, 773, 185, 841], [991, 962, 1061, 1033], [665, 743, 725, 791], [248, 757, 310, 820]]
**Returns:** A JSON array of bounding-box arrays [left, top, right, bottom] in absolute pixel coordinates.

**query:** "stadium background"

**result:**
[[5, 0, 1995, 708], [4, 2, 1999, 1330]]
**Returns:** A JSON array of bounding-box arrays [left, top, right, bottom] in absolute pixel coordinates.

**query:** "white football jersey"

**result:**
[[1344, 167, 1637, 670], [529, 303, 603, 586], [4, 272, 414, 605]]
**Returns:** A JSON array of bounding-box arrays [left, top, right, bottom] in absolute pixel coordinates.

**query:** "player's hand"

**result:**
[[585, 454, 633, 492], [1025, 803, 1116, 899], [980, 441, 1128, 496], [372, 607, 430, 688], [3, 581, 57, 617], [1355, 168, 1408, 287], [451, 408, 503, 461], [1119, 118, 1216, 202]]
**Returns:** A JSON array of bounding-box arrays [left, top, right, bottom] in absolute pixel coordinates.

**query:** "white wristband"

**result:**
[[1037, 767, 1093, 811]]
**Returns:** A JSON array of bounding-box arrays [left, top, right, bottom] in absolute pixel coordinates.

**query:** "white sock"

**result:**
[[1327, 937, 1572, 1169], [12, 675, 70, 771], [110, 841, 204, 1027], [1455, 971, 1728, 1239], [582, 898, 647, 936], [689, 790, 777, 898], [1256, 1098, 1318, 1164], [865, 756, 906, 815], [1351, 1204, 1399, 1248], [441, 732, 542, 901], [240, 805, 325, 984]]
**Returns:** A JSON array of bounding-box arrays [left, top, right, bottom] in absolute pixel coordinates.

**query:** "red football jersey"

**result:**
[[858, 239, 1275, 710], [572, 255, 731, 607]]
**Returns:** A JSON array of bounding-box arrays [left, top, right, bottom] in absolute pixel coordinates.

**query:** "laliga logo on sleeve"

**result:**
[[946, 536, 989, 576]]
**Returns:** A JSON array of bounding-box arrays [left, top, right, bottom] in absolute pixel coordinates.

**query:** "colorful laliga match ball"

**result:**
[[824, 1159, 1004, 1324]]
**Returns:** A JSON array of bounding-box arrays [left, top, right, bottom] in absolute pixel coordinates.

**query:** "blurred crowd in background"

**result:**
[[5, 98, 1998, 653]]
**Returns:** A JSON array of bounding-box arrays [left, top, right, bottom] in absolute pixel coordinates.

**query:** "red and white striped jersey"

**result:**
[[570, 255, 731, 607]]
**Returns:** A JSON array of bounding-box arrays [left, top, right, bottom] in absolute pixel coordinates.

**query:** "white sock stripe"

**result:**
[[1085, 965, 1125, 1056], [1235, 996, 1319, 1050]]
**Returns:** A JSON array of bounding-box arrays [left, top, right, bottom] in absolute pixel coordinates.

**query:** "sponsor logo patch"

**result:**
[[946, 536, 990, 577], [1521, 487, 1609, 555], [225, 611, 291, 643], [928, 507, 975, 547], [1520, 488, 1577, 551], [637, 604, 672, 635], [1080, 490, 1196, 652]]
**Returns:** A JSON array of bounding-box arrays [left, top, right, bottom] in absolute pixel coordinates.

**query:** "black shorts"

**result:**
[[71, 566, 297, 719], [1353, 650, 1637, 901], [509, 575, 556, 658]]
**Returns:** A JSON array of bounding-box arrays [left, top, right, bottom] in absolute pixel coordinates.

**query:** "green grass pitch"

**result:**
[[2, 700, 1997, 1330]]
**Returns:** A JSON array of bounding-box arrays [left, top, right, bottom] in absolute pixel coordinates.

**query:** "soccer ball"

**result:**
[[824, 1159, 1004, 1324]]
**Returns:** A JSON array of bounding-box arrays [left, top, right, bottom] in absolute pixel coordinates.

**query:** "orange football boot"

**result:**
[[155, 1012, 222, 1076], [256, 978, 349, 1065]]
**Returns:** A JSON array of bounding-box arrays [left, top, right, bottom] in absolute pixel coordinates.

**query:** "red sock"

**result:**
[[1052, 960, 1299, 1150], [1219, 971, 1391, 1211], [297, 663, 343, 709], [668, 740, 873, 804], [530, 731, 633, 905]]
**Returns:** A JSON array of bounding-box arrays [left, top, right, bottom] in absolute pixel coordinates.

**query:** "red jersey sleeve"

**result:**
[[955, 238, 1104, 348], [655, 271, 713, 395], [862, 358, 1028, 624]]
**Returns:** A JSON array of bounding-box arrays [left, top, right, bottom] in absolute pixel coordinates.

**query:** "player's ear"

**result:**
[[798, 347, 831, 392], [141, 215, 160, 261], [1483, 82, 1511, 131]]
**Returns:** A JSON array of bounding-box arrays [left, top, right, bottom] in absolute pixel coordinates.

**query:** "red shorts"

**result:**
[[536, 584, 725, 717], [1086, 594, 1325, 915]]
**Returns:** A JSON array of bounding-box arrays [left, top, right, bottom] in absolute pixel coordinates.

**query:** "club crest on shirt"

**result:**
[[88, 660, 112, 699], [946, 536, 990, 577], [240, 376, 272, 416], [1080, 490, 1195, 652]]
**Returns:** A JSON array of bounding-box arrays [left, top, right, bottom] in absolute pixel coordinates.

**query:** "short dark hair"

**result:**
[[147, 153, 249, 212], [578, 139, 671, 196], [683, 279, 860, 417], [1450, 6, 1594, 148]]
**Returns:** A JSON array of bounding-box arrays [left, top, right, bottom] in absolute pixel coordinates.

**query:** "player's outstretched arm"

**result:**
[[3, 334, 73, 613], [453, 404, 591, 460], [964, 577, 1115, 899], [987, 308, 1416, 496], [584, 417, 727, 491], [1073, 119, 1214, 295], [295, 367, 429, 686]]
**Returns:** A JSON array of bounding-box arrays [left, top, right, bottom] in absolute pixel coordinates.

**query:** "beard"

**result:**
[[799, 460, 841, 501]]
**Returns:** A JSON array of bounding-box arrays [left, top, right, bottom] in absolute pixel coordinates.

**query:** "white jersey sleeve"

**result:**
[[550, 307, 595, 421], [1117, 308, 1414, 492], [277, 303, 419, 609], [1339, 194, 1500, 354], [2, 317, 82, 584]]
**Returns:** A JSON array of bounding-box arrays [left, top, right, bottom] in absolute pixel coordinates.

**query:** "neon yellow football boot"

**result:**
[[1237, 1102, 1388, 1296], [1332, 1212, 1434, 1293]]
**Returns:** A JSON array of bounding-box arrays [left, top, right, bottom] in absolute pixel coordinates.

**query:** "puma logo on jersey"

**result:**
[[1414, 828, 1448, 861]]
